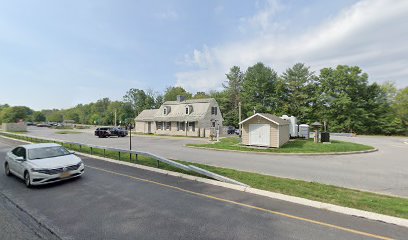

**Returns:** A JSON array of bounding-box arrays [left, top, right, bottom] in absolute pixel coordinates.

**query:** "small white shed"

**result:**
[[239, 113, 290, 148]]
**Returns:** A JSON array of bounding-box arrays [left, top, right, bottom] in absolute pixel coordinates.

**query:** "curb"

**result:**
[[185, 145, 379, 156], [1, 135, 407, 228]]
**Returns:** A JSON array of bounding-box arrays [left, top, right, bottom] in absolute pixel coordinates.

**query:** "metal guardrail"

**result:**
[[0, 131, 248, 187]]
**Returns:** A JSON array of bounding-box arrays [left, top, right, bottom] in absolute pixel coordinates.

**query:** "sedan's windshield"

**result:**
[[28, 146, 70, 160]]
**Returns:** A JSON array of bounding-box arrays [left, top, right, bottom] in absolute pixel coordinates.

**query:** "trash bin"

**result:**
[[321, 132, 330, 142]]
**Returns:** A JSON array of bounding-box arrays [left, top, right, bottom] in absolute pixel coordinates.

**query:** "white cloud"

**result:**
[[155, 10, 179, 20], [239, 0, 284, 34], [176, 0, 408, 92]]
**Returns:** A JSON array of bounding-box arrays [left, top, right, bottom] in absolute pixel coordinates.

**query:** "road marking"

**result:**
[[86, 165, 394, 240]]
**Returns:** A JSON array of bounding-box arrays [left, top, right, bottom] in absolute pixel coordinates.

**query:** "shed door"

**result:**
[[249, 124, 270, 146]]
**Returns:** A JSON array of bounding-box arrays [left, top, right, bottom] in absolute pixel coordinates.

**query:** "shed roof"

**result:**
[[239, 113, 289, 125]]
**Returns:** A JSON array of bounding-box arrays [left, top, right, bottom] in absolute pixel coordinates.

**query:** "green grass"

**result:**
[[1, 132, 406, 219], [187, 137, 374, 153], [55, 131, 82, 134], [175, 161, 408, 219]]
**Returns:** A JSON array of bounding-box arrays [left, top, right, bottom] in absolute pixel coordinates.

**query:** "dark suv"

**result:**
[[95, 127, 128, 138], [227, 126, 236, 134]]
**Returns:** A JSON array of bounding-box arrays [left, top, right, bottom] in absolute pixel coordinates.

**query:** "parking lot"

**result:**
[[24, 126, 408, 197]]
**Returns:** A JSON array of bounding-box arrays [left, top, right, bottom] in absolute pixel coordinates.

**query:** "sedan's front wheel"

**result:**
[[4, 163, 11, 176], [24, 172, 31, 188]]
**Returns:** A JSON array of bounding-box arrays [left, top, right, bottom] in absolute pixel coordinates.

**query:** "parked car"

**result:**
[[36, 123, 51, 127], [26, 122, 35, 126], [227, 126, 236, 134], [235, 129, 241, 135], [94, 127, 128, 138], [4, 143, 84, 187]]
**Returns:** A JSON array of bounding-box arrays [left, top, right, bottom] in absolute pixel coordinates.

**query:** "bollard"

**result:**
[[135, 154, 138, 162], [118, 152, 121, 160], [103, 149, 106, 157], [157, 160, 160, 168], [90, 147, 93, 155]]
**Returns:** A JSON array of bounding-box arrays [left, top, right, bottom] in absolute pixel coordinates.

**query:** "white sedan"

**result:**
[[4, 143, 84, 187]]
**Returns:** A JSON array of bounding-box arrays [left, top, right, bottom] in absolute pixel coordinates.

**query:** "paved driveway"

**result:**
[[24, 127, 408, 197], [0, 137, 406, 240]]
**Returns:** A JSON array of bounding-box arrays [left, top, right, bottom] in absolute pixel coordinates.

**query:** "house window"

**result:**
[[211, 121, 216, 127], [185, 106, 189, 115], [166, 122, 171, 130], [189, 122, 195, 132], [163, 106, 170, 115], [156, 122, 162, 130], [179, 122, 185, 131], [211, 106, 218, 115]]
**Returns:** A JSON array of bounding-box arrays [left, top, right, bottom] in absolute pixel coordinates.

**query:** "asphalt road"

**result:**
[[0, 137, 407, 240], [25, 127, 408, 197]]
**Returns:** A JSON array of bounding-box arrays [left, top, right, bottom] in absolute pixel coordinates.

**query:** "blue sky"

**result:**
[[1, 0, 407, 110]]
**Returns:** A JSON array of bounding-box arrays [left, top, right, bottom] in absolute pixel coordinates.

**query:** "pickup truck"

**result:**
[[94, 127, 128, 138]]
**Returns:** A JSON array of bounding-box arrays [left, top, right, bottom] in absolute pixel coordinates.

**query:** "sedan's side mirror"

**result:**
[[15, 156, 25, 161]]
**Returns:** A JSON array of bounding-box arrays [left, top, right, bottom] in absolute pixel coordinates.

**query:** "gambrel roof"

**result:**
[[135, 98, 223, 122]]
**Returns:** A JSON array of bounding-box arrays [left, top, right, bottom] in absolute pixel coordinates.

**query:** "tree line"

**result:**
[[1, 62, 407, 135]]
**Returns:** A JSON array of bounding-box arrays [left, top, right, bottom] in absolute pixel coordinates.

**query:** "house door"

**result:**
[[147, 122, 152, 133], [249, 124, 270, 146]]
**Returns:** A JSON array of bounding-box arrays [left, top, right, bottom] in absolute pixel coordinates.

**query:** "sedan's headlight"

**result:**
[[31, 168, 48, 174]]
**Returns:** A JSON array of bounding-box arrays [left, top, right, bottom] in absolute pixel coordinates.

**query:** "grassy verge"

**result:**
[[176, 160, 408, 219], [55, 131, 82, 134], [187, 137, 375, 153], [1, 132, 406, 219]]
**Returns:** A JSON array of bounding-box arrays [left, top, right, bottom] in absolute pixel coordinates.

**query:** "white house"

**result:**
[[135, 96, 223, 137]]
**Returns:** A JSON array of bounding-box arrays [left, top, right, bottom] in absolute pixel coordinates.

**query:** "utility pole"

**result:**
[[238, 102, 242, 137], [114, 110, 117, 127], [129, 122, 132, 150]]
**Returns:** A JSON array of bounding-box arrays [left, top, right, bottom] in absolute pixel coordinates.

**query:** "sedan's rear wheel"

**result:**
[[24, 172, 31, 188], [5, 163, 11, 176]]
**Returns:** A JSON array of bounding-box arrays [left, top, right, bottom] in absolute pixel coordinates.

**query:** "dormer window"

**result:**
[[163, 106, 170, 115], [185, 105, 192, 115]]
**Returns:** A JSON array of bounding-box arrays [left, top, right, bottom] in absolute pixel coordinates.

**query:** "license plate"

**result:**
[[60, 172, 71, 178]]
